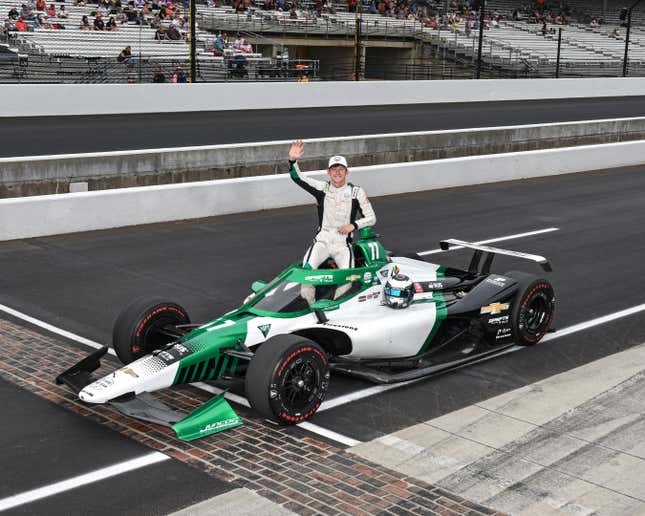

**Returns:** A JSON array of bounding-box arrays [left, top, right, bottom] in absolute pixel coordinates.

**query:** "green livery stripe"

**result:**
[[216, 355, 230, 380], [419, 290, 448, 353], [436, 266, 446, 279]]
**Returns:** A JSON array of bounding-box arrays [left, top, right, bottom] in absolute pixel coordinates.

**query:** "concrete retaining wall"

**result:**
[[2, 78, 645, 117], [1, 139, 644, 241], [3, 117, 645, 198]]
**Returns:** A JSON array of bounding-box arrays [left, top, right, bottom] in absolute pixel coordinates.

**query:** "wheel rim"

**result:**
[[525, 296, 548, 333], [281, 358, 319, 413]]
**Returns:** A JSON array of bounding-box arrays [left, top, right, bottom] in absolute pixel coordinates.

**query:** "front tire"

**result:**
[[506, 272, 555, 346], [245, 335, 329, 425], [112, 297, 191, 364]]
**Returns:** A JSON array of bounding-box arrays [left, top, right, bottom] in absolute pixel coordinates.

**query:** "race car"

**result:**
[[56, 228, 555, 441]]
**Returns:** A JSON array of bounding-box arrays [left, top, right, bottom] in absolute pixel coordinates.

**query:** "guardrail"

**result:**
[[1, 139, 644, 241], [3, 77, 645, 117]]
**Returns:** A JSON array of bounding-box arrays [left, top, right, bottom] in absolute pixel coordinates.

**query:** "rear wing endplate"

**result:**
[[439, 239, 552, 273]]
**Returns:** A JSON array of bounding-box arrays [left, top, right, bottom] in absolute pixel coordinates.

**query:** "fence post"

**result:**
[[555, 27, 562, 78]]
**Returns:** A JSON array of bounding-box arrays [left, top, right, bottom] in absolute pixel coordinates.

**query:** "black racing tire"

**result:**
[[112, 297, 191, 364], [245, 334, 329, 425], [506, 271, 555, 346]]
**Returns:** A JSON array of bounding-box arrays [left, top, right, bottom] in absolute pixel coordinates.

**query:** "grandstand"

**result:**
[[2, 0, 645, 82]]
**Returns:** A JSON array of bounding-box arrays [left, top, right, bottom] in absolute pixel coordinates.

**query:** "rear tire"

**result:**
[[112, 297, 191, 364], [245, 335, 329, 424], [506, 272, 555, 346]]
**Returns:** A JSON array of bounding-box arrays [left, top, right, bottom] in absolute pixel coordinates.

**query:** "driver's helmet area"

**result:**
[[384, 272, 414, 309]]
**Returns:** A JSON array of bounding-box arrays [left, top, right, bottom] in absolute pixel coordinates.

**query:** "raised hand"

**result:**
[[289, 140, 305, 161]]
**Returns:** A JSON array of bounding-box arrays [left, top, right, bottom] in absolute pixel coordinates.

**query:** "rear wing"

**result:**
[[439, 239, 552, 273]]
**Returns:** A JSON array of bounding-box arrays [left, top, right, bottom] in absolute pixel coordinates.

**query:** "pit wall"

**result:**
[[1, 140, 643, 241], [2, 77, 645, 117], [3, 117, 644, 198]]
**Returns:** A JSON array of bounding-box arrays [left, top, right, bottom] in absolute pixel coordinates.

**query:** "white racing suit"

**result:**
[[290, 160, 377, 303]]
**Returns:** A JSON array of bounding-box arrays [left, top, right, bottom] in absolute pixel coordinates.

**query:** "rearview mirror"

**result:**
[[251, 280, 267, 293]]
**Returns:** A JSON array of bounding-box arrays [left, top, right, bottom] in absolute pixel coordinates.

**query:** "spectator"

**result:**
[[115, 7, 127, 23], [46, 3, 55, 15], [58, 5, 67, 17], [152, 67, 165, 82], [36, 0, 45, 11], [612, 27, 620, 39], [154, 25, 165, 39], [166, 24, 181, 39], [212, 33, 224, 55], [79, 14, 90, 28], [172, 66, 187, 82], [117, 44, 131, 63], [106, 15, 118, 29], [19, 4, 34, 19], [93, 12, 104, 29], [15, 16, 27, 30], [8, 7, 20, 19]]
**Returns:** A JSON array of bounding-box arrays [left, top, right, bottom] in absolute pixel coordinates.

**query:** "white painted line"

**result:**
[[193, 382, 250, 408], [541, 302, 645, 342], [0, 302, 361, 448], [319, 302, 645, 413], [0, 303, 116, 356], [194, 383, 363, 445], [418, 227, 560, 256], [2, 116, 643, 162], [298, 422, 363, 447], [0, 452, 169, 512]]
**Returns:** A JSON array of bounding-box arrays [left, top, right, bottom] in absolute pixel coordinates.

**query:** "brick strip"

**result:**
[[0, 318, 502, 516]]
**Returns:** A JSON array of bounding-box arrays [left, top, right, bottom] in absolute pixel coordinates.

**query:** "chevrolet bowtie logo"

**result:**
[[480, 302, 510, 315]]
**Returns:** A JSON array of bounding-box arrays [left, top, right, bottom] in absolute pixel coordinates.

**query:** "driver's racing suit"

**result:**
[[289, 160, 376, 272]]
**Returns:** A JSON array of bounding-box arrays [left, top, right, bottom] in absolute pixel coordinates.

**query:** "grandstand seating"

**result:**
[[2, 0, 645, 81]]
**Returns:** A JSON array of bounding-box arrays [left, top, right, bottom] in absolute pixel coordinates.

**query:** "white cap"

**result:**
[[328, 155, 348, 169]]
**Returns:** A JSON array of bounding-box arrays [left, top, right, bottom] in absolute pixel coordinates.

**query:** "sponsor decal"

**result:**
[[174, 344, 191, 355], [304, 274, 335, 283], [121, 367, 139, 378], [486, 276, 508, 287], [380, 269, 389, 278], [155, 344, 193, 365], [480, 302, 510, 315], [258, 324, 271, 338], [488, 315, 509, 325], [322, 322, 358, 331], [363, 272, 372, 283], [358, 295, 367, 302], [93, 376, 115, 390], [345, 274, 361, 282], [199, 418, 241, 434], [391, 265, 400, 276], [413, 282, 424, 293], [496, 327, 512, 340]]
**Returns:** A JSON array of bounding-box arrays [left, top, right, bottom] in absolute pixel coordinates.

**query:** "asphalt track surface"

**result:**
[[4, 96, 645, 157], [2, 164, 645, 514]]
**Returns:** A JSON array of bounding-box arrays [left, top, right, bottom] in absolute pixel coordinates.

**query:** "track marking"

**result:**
[[0, 303, 116, 356], [0, 304, 361, 446], [193, 382, 362, 445], [2, 300, 645, 446], [2, 117, 643, 161], [0, 452, 168, 512], [317, 303, 645, 412], [417, 227, 560, 256]]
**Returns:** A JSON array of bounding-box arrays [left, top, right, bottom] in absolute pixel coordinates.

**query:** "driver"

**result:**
[[288, 140, 376, 272], [288, 140, 377, 305], [383, 271, 414, 309]]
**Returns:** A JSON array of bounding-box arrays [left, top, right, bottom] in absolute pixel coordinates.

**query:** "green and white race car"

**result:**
[[57, 228, 555, 441]]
